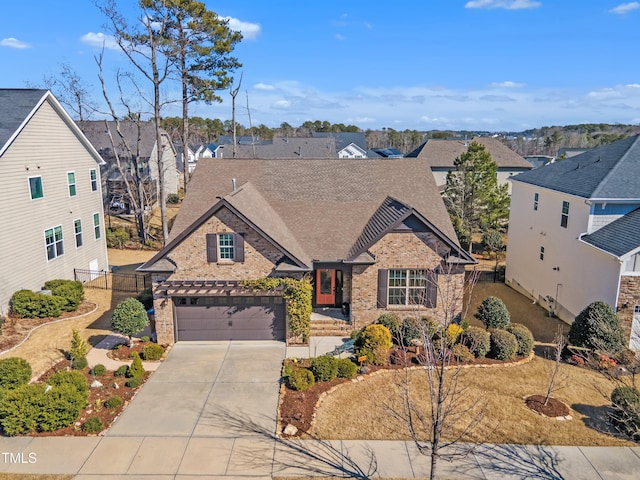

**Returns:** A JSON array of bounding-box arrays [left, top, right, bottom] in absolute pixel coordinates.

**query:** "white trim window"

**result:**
[[45, 225, 64, 260], [29, 176, 43, 200], [533, 192, 539, 211], [67, 171, 77, 197], [218, 233, 235, 260], [90, 169, 98, 192], [74, 219, 83, 248], [561, 201, 569, 228], [93, 213, 101, 239], [388, 269, 435, 307]]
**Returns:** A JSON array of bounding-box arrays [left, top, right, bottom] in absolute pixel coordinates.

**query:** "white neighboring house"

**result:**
[[338, 142, 367, 158], [505, 135, 640, 350], [0, 89, 109, 316]]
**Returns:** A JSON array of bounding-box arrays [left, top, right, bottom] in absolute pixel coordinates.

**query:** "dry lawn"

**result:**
[[310, 355, 635, 446], [0, 248, 157, 377], [0, 476, 71, 480]]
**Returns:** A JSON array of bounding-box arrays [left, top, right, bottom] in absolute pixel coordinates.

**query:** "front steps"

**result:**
[[310, 308, 353, 337]]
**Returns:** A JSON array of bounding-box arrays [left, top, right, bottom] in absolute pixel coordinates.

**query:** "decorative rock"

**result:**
[[283, 423, 298, 436], [91, 380, 103, 388], [356, 375, 365, 381], [113, 383, 120, 389]]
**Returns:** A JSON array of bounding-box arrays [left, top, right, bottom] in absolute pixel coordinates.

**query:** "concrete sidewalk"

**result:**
[[85, 333, 163, 372]]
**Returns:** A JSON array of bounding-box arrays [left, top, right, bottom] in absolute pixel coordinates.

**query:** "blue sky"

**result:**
[[2, 0, 640, 131]]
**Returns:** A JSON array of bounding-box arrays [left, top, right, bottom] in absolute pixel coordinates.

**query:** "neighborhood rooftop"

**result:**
[[165, 157, 458, 264], [0, 89, 48, 151], [581, 207, 640, 257], [511, 135, 640, 200]]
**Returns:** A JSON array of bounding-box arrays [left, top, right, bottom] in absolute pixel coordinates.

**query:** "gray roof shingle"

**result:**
[[581, 207, 640, 257], [0, 89, 48, 151], [512, 135, 640, 199]]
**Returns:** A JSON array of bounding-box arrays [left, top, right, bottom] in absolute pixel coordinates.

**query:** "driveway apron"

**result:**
[[107, 341, 285, 438]]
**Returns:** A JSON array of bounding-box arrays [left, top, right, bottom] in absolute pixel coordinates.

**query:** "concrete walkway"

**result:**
[[0, 341, 639, 478]]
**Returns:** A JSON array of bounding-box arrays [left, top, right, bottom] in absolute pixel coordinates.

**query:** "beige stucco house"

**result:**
[[139, 157, 475, 344], [506, 135, 640, 350], [0, 89, 109, 316]]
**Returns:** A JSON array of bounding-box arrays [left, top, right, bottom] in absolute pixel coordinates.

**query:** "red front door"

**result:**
[[316, 269, 336, 306]]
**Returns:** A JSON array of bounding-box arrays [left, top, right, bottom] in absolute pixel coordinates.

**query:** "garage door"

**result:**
[[174, 296, 286, 341]]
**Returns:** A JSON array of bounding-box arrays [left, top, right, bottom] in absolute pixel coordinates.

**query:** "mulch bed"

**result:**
[[525, 394, 571, 418], [107, 341, 149, 362], [0, 302, 96, 352], [26, 359, 149, 437]]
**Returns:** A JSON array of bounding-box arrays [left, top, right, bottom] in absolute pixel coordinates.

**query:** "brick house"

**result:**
[[139, 157, 475, 344]]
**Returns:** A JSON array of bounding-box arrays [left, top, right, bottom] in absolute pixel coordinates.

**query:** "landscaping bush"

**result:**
[[106, 227, 130, 248], [128, 352, 145, 378], [336, 358, 358, 379], [47, 370, 89, 393], [310, 355, 339, 382], [357, 324, 392, 366], [445, 323, 464, 346], [89, 364, 106, 376], [452, 344, 475, 363], [568, 301, 626, 355], [37, 383, 88, 432], [610, 385, 640, 441], [43, 279, 84, 312], [400, 317, 422, 346], [376, 313, 402, 339], [507, 323, 535, 356], [71, 356, 88, 370], [114, 365, 129, 377], [104, 395, 124, 409], [475, 296, 511, 329], [489, 329, 518, 360], [167, 193, 180, 204], [125, 377, 142, 388], [136, 288, 154, 311], [461, 326, 491, 358], [0, 384, 45, 436], [287, 368, 315, 391], [111, 298, 149, 344], [616, 348, 637, 366], [82, 416, 104, 433], [142, 343, 164, 361], [70, 329, 88, 361], [0, 357, 32, 390], [10, 289, 64, 318], [140, 335, 150, 343]]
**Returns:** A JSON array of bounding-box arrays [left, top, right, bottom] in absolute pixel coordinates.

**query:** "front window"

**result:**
[[45, 226, 64, 260], [90, 169, 98, 192], [29, 176, 43, 199], [74, 219, 83, 248], [533, 192, 539, 211], [93, 213, 101, 239], [388, 269, 432, 306], [67, 172, 77, 197], [561, 201, 569, 228], [218, 233, 235, 260]]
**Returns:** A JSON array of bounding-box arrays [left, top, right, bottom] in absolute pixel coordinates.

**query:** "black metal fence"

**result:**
[[471, 267, 505, 284], [74, 269, 150, 293]]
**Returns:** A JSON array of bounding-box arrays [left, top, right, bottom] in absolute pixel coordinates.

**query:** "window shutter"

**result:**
[[234, 233, 245, 262], [426, 270, 438, 308], [206, 234, 217, 262], [377, 269, 388, 308]]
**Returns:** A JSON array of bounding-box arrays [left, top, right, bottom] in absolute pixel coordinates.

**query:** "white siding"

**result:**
[[505, 182, 621, 323], [0, 99, 108, 315]]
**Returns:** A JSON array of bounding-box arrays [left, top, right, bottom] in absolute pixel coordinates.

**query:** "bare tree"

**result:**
[[386, 263, 484, 480], [229, 73, 242, 157], [544, 328, 568, 406]]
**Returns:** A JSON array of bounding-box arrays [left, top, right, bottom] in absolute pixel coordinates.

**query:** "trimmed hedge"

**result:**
[[611, 385, 640, 440], [47, 370, 89, 393], [461, 326, 490, 358], [489, 329, 518, 360], [357, 324, 392, 365], [43, 279, 84, 312], [10, 290, 65, 318], [452, 344, 475, 363], [310, 355, 339, 382], [0, 358, 32, 390], [71, 356, 88, 370], [476, 296, 511, 329], [142, 344, 164, 361], [125, 377, 142, 388], [90, 364, 107, 376], [507, 323, 534, 356], [82, 416, 104, 433], [114, 365, 129, 377], [336, 358, 358, 379], [376, 313, 402, 339], [128, 352, 145, 378], [288, 368, 315, 391], [104, 395, 124, 409], [111, 298, 149, 340], [569, 301, 626, 354]]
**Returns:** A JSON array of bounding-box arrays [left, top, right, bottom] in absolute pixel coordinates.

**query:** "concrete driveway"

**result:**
[[107, 341, 285, 438]]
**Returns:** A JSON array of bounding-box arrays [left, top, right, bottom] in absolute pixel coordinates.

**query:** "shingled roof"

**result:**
[[229, 137, 336, 159], [406, 137, 531, 169], [81, 120, 167, 159], [581, 207, 640, 257], [164, 157, 463, 265], [512, 135, 640, 200]]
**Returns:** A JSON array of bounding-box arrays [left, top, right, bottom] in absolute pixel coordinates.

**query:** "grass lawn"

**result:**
[[310, 355, 635, 446]]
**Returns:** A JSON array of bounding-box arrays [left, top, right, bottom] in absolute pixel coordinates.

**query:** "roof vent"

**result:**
[[232, 178, 237, 191]]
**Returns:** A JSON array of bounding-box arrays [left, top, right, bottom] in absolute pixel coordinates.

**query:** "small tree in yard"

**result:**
[[544, 328, 568, 406], [111, 298, 149, 346], [475, 296, 510, 329]]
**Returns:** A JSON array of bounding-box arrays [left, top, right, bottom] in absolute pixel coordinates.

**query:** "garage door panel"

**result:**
[[174, 297, 285, 341]]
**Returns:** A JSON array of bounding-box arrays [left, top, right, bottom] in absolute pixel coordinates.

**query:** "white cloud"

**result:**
[[222, 17, 261, 40], [490, 81, 525, 88], [272, 100, 291, 109], [0, 37, 31, 49], [610, 2, 640, 14], [254, 83, 276, 91], [465, 0, 541, 10], [80, 32, 120, 51], [335, 33, 346, 41]]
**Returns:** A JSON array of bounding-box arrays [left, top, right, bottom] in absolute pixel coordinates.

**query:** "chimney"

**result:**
[[232, 178, 237, 191]]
